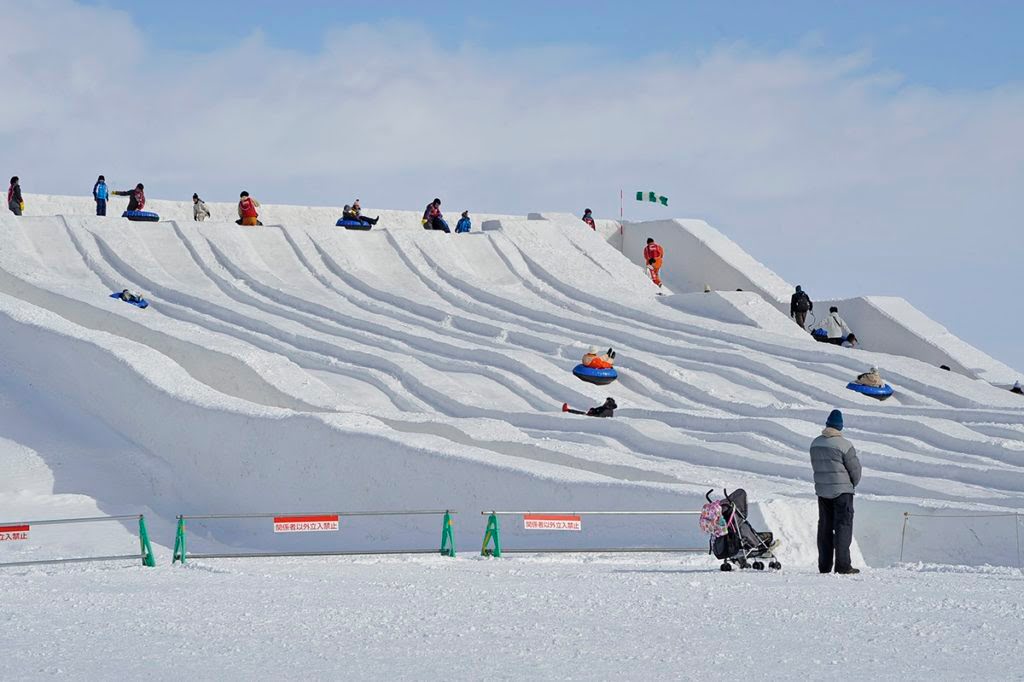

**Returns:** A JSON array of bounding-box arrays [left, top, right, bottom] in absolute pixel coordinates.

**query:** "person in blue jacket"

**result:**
[[455, 210, 472, 233], [93, 175, 108, 216]]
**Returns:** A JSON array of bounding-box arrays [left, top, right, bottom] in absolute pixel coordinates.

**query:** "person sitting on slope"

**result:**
[[582, 345, 615, 369], [1012, 381, 1023, 395], [237, 191, 261, 226], [855, 366, 885, 388], [422, 198, 450, 232], [586, 397, 617, 418], [582, 208, 596, 230], [455, 210, 472, 233], [113, 183, 146, 212], [347, 199, 378, 226]]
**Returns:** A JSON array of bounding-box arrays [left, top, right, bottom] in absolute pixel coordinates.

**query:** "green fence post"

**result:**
[[138, 515, 157, 567], [481, 512, 501, 557], [440, 511, 456, 557], [172, 516, 186, 565]]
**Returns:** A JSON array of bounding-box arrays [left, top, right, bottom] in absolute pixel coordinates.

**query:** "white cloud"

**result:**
[[3, 1, 1023, 371]]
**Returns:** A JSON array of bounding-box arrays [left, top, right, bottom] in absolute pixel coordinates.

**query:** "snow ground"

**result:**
[[2, 555, 1022, 681]]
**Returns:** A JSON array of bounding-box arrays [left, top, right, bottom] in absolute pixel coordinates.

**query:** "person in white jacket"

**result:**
[[823, 306, 852, 345], [193, 194, 211, 222]]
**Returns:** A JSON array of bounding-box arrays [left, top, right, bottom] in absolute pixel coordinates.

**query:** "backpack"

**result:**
[[794, 292, 811, 313], [699, 500, 731, 538]]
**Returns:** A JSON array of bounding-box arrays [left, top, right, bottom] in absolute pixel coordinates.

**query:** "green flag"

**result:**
[[636, 191, 668, 206]]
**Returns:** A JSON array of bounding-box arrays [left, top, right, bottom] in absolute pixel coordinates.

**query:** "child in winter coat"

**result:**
[[582, 208, 596, 230], [455, 211, 472, 233], [193, 194, 211, 221], [582, 346, 615, 369], [349, 199, 378, 226], [855, 366, 885, 388], [93, 175, 108, 216], [8, 176, 23, 215]]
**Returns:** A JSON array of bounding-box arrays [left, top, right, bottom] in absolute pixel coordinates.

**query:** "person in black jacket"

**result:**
[[7, 176, 23, 215], [113, 183, 146, 212], [586, 397, 617, 418], [790, 285, 812, 329]]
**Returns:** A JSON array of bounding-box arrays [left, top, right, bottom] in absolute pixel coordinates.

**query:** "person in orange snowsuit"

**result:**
[[643, 237, 664, 287], [237, 191, 261, 226], [582, 346, 615, 369]]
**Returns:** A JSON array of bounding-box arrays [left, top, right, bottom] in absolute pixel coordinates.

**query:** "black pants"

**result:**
[[96, 199, 107, 216], [794, 311, 807, 328], [827, 337, 844, 345], [817, 493, 854, 573]]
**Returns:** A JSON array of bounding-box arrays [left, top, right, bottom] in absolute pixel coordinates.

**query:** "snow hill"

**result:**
[[1, 194, 1023, 569]]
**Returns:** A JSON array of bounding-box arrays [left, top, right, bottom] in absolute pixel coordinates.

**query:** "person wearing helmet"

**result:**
[[582, 208, 596, 230], [112, 183, 146, 212], [582, 345, 615, 369], [237, 191, 261, 226]]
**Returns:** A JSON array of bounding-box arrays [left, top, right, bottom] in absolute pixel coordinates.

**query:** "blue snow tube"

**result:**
[[336, 218, 372, 230], [811, 328, 829, 342], [573, 364, 618, 385], [109, 292, 149, 309], [122, 210, 160, 222], [846, 382, 894, 401]]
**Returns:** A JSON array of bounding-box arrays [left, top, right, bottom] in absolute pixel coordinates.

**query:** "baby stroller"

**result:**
[[702, 488, 781, 571]]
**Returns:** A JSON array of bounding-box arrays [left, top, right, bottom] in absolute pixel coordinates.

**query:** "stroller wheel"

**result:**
[[720, 562, 732, 572], [769, 561, 782, 571], [752, 561, 765, 571], [737, 559, 749, 570]]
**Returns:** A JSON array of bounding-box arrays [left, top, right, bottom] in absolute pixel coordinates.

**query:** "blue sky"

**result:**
[[6, 1, 1024, 373], [88, 0, 1024, 89]]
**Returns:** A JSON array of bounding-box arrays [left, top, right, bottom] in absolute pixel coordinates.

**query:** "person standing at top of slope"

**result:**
[[422, 198, 450, 233], [582, 208, 596, 230], [643, 237, 664, 288], [237, 191, 261, 226], [193, 194, 211, 222], [113, 183, 146, 212], [810, 409, 862, 575], [7, 176, 23, 215], [790, 285, 813, 329], [822, 306, 852, 345], [455, 210, 472, 233], [93, 175, 108, 216]]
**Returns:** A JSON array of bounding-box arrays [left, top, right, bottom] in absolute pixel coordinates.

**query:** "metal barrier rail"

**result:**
[[480, 510, 704, 557], [173, 510, 456, 563], [900, 511, 1022, 568], [0, 514, 156, 568]]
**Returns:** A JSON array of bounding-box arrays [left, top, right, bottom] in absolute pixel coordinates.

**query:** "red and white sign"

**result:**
[[0, 524, 30, 542], [523, 514, 582, 531], [273, 515, 339, 533]]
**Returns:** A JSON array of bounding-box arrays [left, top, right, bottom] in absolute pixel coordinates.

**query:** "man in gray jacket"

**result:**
[[809, 409, 862, 574]]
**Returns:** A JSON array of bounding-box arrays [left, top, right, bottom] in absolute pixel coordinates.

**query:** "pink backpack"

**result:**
[[699, 499, 732, 538]]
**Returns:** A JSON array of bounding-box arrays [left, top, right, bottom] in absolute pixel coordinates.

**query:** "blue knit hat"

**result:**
[[826, 409, 844, 430]]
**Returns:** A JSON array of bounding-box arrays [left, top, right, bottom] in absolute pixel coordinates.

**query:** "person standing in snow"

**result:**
[[7, 176, 23, 215], [582, 208, 596, 230], [113, 183, 146, 212], [422, 198, 450, 233], [822, 306, 852, 345], [455, 210, 472, 233], [193, 194, 211, 222], [1012, 381, 1023, 395], [643, 237, 664, 288], [810, 409, 862, 575], [790, 285, 813, 329], [236, 191, 261, 226], [93, 175, 108, 216]]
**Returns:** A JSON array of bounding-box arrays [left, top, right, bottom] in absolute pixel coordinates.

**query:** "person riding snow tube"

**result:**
[[574, 347, 619, 384], [846, 366, 893, 400]]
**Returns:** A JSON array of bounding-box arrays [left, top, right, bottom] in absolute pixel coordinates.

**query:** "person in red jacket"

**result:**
[[237, 191, 261, 226], [643, 237, 664, 287], [113, 183, 146, 212]]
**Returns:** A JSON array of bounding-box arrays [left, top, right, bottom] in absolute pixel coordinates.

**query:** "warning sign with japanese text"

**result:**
[[272, 515, 340, 533], [523, 514, 581, 531], [0, 524, 30, 542]]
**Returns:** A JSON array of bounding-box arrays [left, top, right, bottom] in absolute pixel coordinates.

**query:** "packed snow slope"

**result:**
[[1, 194, 1023, 569]]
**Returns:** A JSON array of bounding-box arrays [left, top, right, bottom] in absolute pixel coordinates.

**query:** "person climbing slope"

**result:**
[[643, 237, 664, 288], [112, 183, 146, 212], [193, 194, 211, 222], [790, 285, 813, 329], [237, 191, 261, 226], [581, 346, 615, 370], [422, 198, 450, 232], [582, 208, 596, 230], [455, 210, 472, 233], [93, 175, 108, 216], [7, 176, 23, 215]]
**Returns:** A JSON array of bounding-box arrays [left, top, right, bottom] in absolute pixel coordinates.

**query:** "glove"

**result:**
[[19, 202, 25, 212]]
